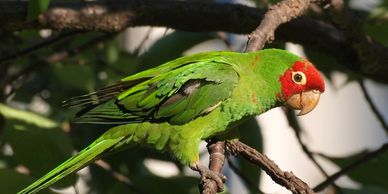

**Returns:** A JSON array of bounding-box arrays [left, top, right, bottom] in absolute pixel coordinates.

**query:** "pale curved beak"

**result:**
[[286, 90, 321, 116]]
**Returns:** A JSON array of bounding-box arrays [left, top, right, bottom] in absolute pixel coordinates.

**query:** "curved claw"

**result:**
[[286, 90, 321, 116], [190, 163, 226, 192]]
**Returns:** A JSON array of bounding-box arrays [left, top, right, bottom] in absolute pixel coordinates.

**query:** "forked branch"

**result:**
[[226, 140, 315, 194]]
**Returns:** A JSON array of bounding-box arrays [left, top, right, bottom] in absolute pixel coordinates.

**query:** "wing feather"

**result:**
[[69, 52, 240, 125], [62, 78, 148, 108]]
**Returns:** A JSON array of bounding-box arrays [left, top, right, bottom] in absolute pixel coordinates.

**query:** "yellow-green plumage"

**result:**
[[18, 49, 302, 194]]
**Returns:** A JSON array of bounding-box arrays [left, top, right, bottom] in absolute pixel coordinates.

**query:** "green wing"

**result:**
[[65, 52, 240, 125]]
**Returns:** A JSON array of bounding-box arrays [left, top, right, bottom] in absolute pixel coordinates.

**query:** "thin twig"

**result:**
[[73, 184, 80, 194], [314, 143, 388, 192], [132, 28, 154, 55], [319, 0, 388, 79], [95, 160, 149, 194], [1, 33, 115, 98], [226, 140, 315, 194], [2, 0, 388, 83], [245, 0, 311, 51], [227, 156, 264, 194], [10, 34, 113, 83], [358, 80, 388, 135], [285, 109, 330, 177], [0, 30, 80, 64], [284, 108, 343, 193]]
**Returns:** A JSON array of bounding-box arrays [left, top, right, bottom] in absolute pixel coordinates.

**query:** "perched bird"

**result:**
[[18, 49, 325, 194]]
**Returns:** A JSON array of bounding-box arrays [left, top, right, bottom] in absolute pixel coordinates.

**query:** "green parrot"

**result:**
[[18, 49, 325, 194]]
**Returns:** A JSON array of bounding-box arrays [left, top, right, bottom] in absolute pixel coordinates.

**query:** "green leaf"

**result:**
[[363, 22, 388, 45], [104, 39, 120, 64], [237, 117, 262, 194], [139, 31, 215, 71], [27, 0, 51, 21], [343, 186, 388, 194], [51, 62, 95, 92], [0, 169, 53, 194], [135, 175, 201, 194], [90, 161, 202, 194], [0, 104, 76, 188], [0, 104, 56, 128], [362, 3, 388, 45], [268, 0, 282, 4]]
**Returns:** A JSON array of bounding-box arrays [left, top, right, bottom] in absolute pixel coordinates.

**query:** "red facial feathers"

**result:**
[[279, 60, 325, 101]]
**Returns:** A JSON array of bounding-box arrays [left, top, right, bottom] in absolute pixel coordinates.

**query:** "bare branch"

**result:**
[[358, 80, 388, 135], [285, 109, 330, 176], [1, 0, 263, 33], [2, 0, 388, 83], [0, 33, 114, 98], [246, 0, 311, 51], [0, 30, 80, 64], [95, 160, 149, 194], [317, 0, 388, 83], [219, 2, 316, 194], [314, 143, 388, 192], [226, 140, 315, 194], [284, 109, 342, 191]]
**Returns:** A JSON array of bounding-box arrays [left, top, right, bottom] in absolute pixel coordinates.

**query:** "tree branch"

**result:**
[[314, 143, 388, 192], [226, 140, 315, 194], [358, 80, 388, 135], [320, 0, 388, 80], [246, 0, 311, 51], [284, 109, 342, 191], [2, 0, 388, 83], [204, 1, 316, 193], [95, 160, 149, 194], [0, 30, 80, 64], [0, 33, 114, 99]]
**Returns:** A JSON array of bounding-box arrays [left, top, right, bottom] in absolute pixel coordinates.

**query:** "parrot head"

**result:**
[[279, 60, 325, 116]]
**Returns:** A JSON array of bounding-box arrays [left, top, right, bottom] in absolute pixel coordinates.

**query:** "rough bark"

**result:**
[[2, 0, 388, 83]]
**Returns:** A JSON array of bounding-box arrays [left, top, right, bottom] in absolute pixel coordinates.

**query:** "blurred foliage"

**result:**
[[328, 149, 388, 191], [236, 117, 262, 194], [364, 4, 388, 45], [0, 29, 232, 194], [27, 0, 51, 21], [343, 186, 388, 194], [0, 104, 74, 193], [0, 0, 388, 194]]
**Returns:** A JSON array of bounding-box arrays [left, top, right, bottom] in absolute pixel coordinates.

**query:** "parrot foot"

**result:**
[[190, 163, 226, 192]]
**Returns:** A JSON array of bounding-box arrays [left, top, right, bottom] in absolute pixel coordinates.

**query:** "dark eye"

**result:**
[[294, 74, 302, 82], [291, 71, 306, 85]]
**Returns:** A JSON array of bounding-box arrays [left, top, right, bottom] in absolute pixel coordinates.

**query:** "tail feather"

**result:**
[[18, 137, 125, 194], [73, 100, 146, 124], [62, 78, 149, 109]]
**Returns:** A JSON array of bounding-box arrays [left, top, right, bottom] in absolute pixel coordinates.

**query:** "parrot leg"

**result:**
[[190, 161, 226, 192]]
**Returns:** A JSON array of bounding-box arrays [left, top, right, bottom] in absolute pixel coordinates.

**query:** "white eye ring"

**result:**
[[292, 71, 307, 85]]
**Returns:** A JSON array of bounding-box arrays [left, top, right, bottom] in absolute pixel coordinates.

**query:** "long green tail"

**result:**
[[18, 136, 125, 194]]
